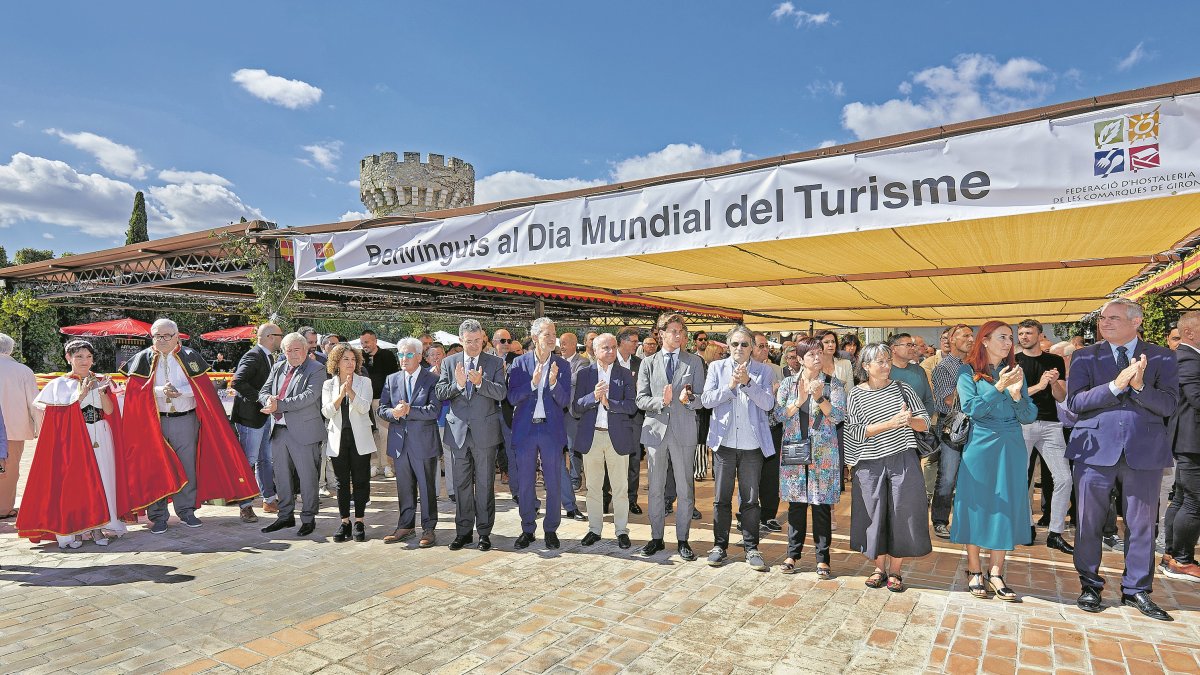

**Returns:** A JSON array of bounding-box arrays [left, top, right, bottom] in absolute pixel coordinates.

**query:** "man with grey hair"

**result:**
[[0, 333, 42, 519], [380, 337, 442, 547], [259, 332, 328, 537], [121, 318, 257, 533], [436, 319, 509, 551]]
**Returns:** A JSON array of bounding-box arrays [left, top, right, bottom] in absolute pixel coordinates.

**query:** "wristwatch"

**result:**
[[815, 396, 829, 405]]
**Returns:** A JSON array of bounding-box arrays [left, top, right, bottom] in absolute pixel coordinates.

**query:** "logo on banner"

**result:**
[[1093, 108, 1160, 176], [278, 239, 295, 264], [313, 241, 337, 272]]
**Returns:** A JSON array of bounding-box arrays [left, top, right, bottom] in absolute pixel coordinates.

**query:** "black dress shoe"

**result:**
[[1077, 586, 1103, 613], [640, 538, 665, 557], [566, 510, 587, 522], [1122, 591, 1173, 621], [629, 502, 643, 515], [582, 531, 601, 546], [261, 516, 295, 533], [692, 508, 702, 521], [515, 532, 535, 549], [1036, 515, 1050, 527], [353, 521, 366, 542], [617, 534, 631, 549], [1046, 532, 1074, 554], [333, 521, 351, 543], [478, 535, 492, 551], [296, 522, 315, 537], [449, 534, 473, 551], [545, 532, 560, 549], [664, 504, 674, 515], [678, 541, 696, 561]]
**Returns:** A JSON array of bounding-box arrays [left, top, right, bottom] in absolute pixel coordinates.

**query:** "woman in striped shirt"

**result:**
[[845, 343, 933, 592]]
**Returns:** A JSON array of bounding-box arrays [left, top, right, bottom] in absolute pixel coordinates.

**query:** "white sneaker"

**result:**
[[59, 539, 83, 550], [370, 466, 380, 478], [384, 468, 395, 479]]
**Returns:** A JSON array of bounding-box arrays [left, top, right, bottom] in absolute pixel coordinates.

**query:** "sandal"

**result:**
[[816, 565, 833, 580], [988, 574, 1019, 602], [780, 560, 797, 574], [865, 570, 886, 588], [966, 570, 989, 598], [886, 573, 905, 593]]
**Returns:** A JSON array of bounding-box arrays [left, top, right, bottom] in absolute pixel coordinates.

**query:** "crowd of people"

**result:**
[[0, 296, 1195, 622]]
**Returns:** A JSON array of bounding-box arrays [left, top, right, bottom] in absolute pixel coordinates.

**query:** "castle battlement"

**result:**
[[360, 150, 475, 217]]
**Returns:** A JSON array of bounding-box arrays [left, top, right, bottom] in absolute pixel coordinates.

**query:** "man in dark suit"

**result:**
[[435, 319, 508, 551], [507, 317, 572, 549], [574, 333, 639, 548], [1068, 298, 1178, 620], [230, 323, 283, 522], [259, 332, 328, 537], [614, 327, 644, 513], [1164, 311, 1200, 580], [380, 337, 442, 548]]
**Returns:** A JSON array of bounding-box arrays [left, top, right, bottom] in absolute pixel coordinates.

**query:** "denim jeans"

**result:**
[[930, 427, 961, 527], [235, 420, 276, 504]]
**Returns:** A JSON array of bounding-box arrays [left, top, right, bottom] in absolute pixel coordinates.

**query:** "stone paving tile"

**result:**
[[3, 440, 1200, 673]]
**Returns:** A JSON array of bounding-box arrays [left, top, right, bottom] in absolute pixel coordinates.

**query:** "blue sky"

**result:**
[[1, 1, 1197, 256]]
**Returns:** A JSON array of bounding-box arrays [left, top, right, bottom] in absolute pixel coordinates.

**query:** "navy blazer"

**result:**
[[1067, 340, 1178, 470], [379, 367, 441, 460], [572, 362, 639, 455], [231, 345, 273, 428], [507, 352, 572, 449]]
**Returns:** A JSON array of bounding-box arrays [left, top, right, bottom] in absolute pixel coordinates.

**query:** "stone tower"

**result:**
[[359, 151, 475, 217]]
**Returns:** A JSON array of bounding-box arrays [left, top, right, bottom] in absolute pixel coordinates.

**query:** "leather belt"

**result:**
[[159, 410, 195, 418], [595, 427, 608, 431], [532, 418, 546, 424]]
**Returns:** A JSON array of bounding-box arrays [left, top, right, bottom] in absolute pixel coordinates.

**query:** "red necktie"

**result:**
[[274, 366, 295, 421]]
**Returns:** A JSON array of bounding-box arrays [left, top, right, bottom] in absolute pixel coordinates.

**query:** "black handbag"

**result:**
[[913, 429, 939, 458], [780, 438, 812, 466]]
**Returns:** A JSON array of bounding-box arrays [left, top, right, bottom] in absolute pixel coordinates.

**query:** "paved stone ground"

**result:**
[[2, 440, 1199, 674]]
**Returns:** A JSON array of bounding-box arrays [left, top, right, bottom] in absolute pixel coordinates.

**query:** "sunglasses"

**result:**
[[400, 351, 418, 359], [729, 341, 752, 348], [496, 338, 512, 344]]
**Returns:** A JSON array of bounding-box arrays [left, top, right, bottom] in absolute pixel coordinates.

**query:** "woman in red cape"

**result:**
[[121, 343, 259, 507], [16, 340, 187, 547]]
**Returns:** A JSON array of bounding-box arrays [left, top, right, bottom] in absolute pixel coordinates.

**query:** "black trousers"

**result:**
[[787, 501, 831, 564], [1166, 454, 1200, 565], [331, 445, 371, 518], [759, 424, 783, 522], [713, 446, 763, 550]]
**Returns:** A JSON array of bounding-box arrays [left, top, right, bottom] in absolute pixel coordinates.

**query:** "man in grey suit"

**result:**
[[636, 313, 706, 561], [259, 332, 327, 537], [435, 319, 508, 551]]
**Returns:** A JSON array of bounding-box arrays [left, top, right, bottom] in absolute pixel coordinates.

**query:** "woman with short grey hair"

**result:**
[[844, 342, 933, 592]]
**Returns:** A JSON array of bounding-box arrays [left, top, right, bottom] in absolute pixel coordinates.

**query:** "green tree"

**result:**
[[0, 245, 8, 267], [126, 191, 149, 244], [13, 248, 54, 265], [0, 290, 50, 363], [1140, 292, 1179, 346]]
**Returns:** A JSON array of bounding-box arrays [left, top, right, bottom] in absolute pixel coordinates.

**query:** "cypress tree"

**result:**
[[126, 191, 149, 244]]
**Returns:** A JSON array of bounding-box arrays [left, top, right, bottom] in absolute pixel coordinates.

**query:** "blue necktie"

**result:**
[[666, 352, 676, 383], [406, 374, 414, 402], [465, 357, 475, 398], [1116, 345, 1130, 370]]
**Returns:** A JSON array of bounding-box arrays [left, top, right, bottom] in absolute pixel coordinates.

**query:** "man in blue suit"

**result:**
[[379, 337, 442, 548], [573, 333, 639, 549], [700, 325, 777, 572], [1068, 298, 1178, 621], [507, 317, 572, 550]]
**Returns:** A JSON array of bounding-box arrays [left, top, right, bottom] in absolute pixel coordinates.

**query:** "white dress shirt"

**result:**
[[154, 352, 196, 413], [596, 362, 612, 429], [531, 356, 550, 420]]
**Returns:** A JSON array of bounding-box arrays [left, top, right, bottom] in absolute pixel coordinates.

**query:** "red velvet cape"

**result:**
[[106, 388, 188, 515], [123, 355, 260, 506], [16, 401, 112, 542]]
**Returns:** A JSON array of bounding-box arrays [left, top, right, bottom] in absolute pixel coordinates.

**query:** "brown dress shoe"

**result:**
[[239, 506, 259, 523], [419, 530, 436, 548], [383, 528, 415, 543], [263, 501, 279, 514]]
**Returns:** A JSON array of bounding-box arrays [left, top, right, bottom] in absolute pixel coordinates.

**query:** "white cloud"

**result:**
[[475, 171, 606, 204], [817, 139, 838, 148], [0, 153, 263, 240], [42, 232, 54, 239], [231, 68, 323, 109], [347, 179, 360, 188], [770, 2, 831, 27], [339, 210, 370, 222], [300, 141, 343, 171], [1117, 42, 1147, 72], [840, 54, 1056, 139], [475, 143, 746, 203], [147, 183, 263, 233], [12, 120, 24, 128], [610, 143, 745, 182], [158, 169, 232, 186], [45, 129, 151, 179], [807, 80, 846, 98]]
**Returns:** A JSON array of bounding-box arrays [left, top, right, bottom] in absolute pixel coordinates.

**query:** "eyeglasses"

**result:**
[[729, 341, 752, 348], [895, 342, 916, 348], [152, 334, 177, 341], [496, 338, 512, 344], [400, 351, 417, 359], [265, 333, 283, 338]]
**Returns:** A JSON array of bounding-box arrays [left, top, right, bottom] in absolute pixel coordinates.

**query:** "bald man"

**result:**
[[230, 323, 285, 520]]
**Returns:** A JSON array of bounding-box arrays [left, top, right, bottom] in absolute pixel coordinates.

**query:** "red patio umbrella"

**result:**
[[199, 325, 256, 343], [60, 318, 190, 340]]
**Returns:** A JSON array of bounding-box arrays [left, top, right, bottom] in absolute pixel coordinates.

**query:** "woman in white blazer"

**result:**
[[322, 344, 375, 542]]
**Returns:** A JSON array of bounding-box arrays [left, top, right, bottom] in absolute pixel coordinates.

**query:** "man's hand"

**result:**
[[1115, 360, 1140, 390], [594, 381, 609, 402], [532, 361, 543, 388], [679, 385, 692, 405], [455, 362, 468, 388], [163, 382, 182, 399], [548, 362, 560, 387], [467, 365, 484, 387], [662, 383, 674, 406], [1130, 354, 1148, 390], [260, 395, 278, 415], [805, 377, 823, 398], [395, 401, 411, 418]]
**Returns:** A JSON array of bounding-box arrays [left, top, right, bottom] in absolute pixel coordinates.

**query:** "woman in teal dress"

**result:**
[[775, 338, 846, 578], [951, 320, 1037, 602]]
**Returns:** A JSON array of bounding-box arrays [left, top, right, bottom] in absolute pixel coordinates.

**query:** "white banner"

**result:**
[[295, 93, 1200, 281]]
